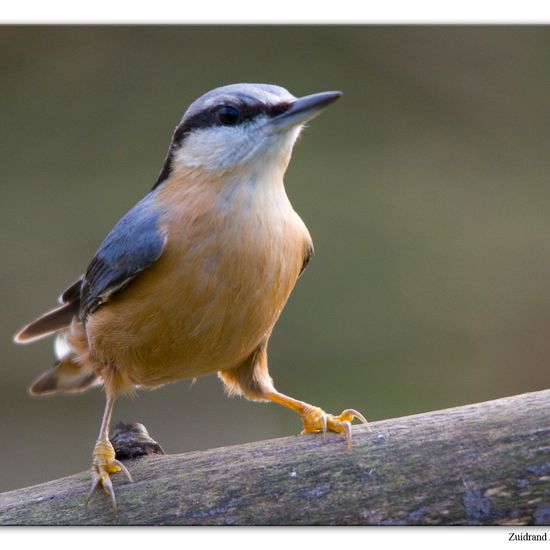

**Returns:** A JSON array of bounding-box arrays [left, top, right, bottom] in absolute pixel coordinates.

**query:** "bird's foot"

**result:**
[[86, 438, 132, 513], [300, 405, 371, 448]]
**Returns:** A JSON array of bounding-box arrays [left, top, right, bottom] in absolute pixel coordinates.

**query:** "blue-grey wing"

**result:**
[[79, 194, 167, 318]]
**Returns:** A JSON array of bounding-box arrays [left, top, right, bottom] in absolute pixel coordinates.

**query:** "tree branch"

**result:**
[[1, 390, 549, 525]]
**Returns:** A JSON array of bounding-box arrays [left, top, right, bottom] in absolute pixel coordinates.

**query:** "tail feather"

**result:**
[[29, 358, 101, 396], [14, 301, 79, 344]]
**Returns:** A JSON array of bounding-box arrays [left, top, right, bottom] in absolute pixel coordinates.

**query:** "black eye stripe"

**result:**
[[153, 99, 292, 189], [268, 102, 291, 117], [174, 100, 289, 141]]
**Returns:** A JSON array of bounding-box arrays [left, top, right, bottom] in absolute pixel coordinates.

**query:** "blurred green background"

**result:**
[[1, 26, 550, 493]]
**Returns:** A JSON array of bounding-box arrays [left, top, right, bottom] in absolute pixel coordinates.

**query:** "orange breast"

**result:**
[[86, 169, 312, 388]]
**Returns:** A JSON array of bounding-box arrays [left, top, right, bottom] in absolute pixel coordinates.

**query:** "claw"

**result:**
[[339, 408, 372, 431], [300, 404, 370, 447], [101, 473, 117, 513], [86, 439, 132, 513], [321, 413, 327, 443], [342, 420, 352, 449], [85, 474, 101, 505], [114, 459, 133, 482], [86, 465, 119, 513]]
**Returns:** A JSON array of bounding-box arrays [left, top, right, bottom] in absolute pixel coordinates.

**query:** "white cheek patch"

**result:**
[[175, 124, 259, 172], [174, 119, 303, 174]]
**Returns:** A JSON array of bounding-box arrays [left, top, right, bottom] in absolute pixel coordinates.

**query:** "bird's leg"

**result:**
[[219, 347, 370, 447], [86, 392, 132, 513], [265, 390, 371, 449]]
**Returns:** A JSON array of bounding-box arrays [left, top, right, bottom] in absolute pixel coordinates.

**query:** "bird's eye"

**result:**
[[218, 106, 241, 126]]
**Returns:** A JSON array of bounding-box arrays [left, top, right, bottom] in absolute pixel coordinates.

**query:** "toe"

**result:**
[[299, 403, 371, 448], [87, 439, 132, 513], [339, 408, 371, 431]]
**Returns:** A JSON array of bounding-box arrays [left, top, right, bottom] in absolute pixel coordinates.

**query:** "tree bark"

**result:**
[[1, 389, 549, 525]]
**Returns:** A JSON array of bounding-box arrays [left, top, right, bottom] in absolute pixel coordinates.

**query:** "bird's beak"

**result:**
[[271, 91, 342, 129]]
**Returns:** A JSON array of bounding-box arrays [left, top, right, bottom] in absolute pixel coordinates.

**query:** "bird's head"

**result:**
[[154, 83, 341, 186]]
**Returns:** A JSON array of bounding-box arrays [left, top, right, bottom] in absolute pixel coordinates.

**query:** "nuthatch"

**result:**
[[15, 83, 369, 511]]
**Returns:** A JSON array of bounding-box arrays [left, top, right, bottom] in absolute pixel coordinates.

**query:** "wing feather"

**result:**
[[79, 194, 167, 318], [15, 193, 167, 343]]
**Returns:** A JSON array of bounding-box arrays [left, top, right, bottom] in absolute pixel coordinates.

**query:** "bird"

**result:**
[[14, 83, 369, 512]]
